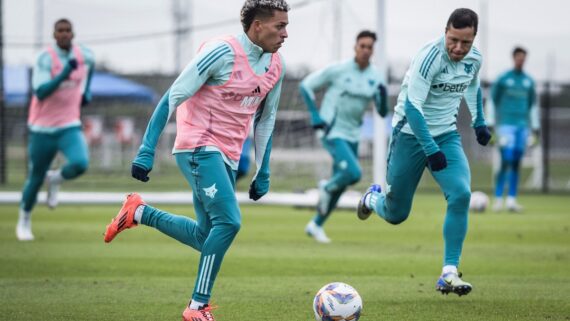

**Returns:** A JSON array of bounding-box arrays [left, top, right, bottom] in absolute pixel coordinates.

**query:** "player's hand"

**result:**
[[131, 163, 151, 182], [486, 126, 496, 145], [81, 93, 91, 107], [312, 121, 328, 130], [378, 83, 387, 98], [310, 113, 328, 131], [132, 147, 155, 181], [68, 58, 78, 70], [427, 151, 447, 172], [249, 176, 270, 201], [528, 130, 540, 147], [475, 125, 492, 146]]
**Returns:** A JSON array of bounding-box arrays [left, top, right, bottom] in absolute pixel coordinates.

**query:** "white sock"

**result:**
[[133, 205, 145, 224], [506, 196, 516, 205], [442, 265, 458, 275], [364, 193, 372, 209], [18, 208, 31, 223], [189, 299, 207, 310], [50, 169, 64, 184]]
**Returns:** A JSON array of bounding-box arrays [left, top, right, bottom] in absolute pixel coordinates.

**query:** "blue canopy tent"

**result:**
[[3, 66, 158, 107]]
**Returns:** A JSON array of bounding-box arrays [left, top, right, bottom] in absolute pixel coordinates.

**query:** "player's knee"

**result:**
[[68, 160, 89, 177], [345, 166, 362, 185], [511, 159, 521, 171], [225, 220, 241, 235], [385, 202, 410, 225], [448, 188, 471, 210]]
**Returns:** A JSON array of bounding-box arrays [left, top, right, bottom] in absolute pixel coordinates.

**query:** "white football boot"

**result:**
[[436, 272, 472, 296], [492, 198, 503, 212], [16, 208, 34, 241], [305, 220, 331, 244], [506, 197, 523, 213]]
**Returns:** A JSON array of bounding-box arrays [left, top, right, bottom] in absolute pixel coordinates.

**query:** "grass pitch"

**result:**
[[0, 194, 569, 321]]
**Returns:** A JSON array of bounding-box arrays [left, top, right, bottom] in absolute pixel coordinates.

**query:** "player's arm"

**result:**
[[33, 52, 77, 100], [299, 65, 337, 129], [131, 42, 232, 182], [465, 65, 491, 146], [405, 47, 442, 157], [488, 74, 506, 131], [528, 78, 540, 131], [169, 42, 232, 108], [81, 46, 95, 106], [249, 55, 286, 201], [373, 77, 388, 117], [465, 69, 486, 128]]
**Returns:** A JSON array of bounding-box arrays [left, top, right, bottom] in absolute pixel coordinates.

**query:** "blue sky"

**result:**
[[4, 0, 570, 82]]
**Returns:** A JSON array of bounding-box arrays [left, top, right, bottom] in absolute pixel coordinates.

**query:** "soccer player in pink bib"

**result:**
[[103, 1, 289, 320], [16, 19, 94, 241]]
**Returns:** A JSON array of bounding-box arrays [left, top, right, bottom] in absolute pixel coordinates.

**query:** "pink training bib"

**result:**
[[174, 36, 282, 161], [28, 45, 87, 128]]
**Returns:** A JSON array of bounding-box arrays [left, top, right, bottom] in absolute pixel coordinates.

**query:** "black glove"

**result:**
[[427, 151, 447, 172], [378, 84, 387, 98], [312, 122, 328, 130], [68, 58, 78, 70], [131, 163, 151, 182], [475, 125, 492, 146], [81, 94, 91, 107], [249, 178, 269, 201]]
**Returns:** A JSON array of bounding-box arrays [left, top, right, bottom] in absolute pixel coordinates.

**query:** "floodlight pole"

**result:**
[[35, 0, 44, 51], [332, 0, 342, 61], [373, 0, 387, 188], [0, 0, 6, 184]]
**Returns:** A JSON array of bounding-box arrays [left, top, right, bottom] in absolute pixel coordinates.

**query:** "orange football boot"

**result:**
[[104, 193, 145, 243], [182, 304, 216, 321]]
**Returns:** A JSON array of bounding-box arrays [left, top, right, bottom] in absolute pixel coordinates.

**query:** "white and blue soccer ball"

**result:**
[[469, 191, 489, 213], [313, 282, 362, 321]]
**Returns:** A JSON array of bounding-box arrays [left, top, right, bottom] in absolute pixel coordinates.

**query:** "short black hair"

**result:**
[[513, 46, 527, 56], [54, 18, 72, 29], [356, 30, 376, 42], [446, 8, 478, 35], [240, 0, 290, 32]]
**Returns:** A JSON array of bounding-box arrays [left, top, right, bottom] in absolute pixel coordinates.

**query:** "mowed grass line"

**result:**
[[0, 194, 569, 321]]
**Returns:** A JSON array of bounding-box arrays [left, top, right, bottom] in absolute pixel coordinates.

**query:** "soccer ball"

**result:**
[[313, 282, 362, 321], [469, 191, 489, 213]]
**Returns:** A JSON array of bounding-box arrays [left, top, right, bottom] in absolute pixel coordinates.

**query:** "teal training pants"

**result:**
[[141, 150, 241, 303], [314, 138, 361, 226], [371, 129, 471, 267], [21, 126, 89, 211]]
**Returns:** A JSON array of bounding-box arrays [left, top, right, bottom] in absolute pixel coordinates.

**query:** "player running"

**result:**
[[16, 18, 94, 241], [357, 8, 492, 296], [103, 1, 289, 320], [300, 30, 388, 243], [487, 47, 539, 212]]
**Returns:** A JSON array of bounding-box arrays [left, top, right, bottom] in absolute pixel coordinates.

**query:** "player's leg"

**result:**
[[17, 131, 58, 240], [47, 126, 89, 208], [184, 150, 241, 315], [307, 139, 360, 243], [322, 139, 362, 195], [105, 151, 214, 248], [493, 125, 516, 211], [361, 130, 425, 224], [506, 127, 529, 212], [430, 131, 472, 296]]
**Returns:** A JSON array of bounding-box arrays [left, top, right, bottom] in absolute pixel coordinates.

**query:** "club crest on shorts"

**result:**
[[203, 183, 218, 199]]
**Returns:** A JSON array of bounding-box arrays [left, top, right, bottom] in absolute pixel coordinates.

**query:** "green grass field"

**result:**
[[1, 194, 569, 321]]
